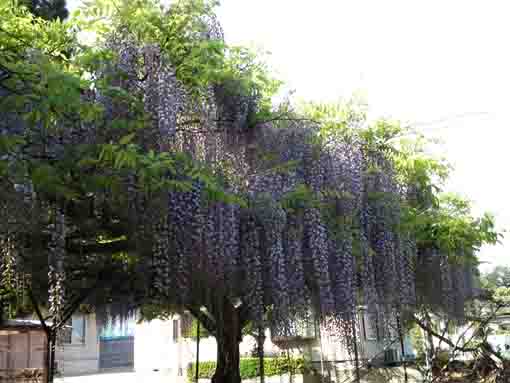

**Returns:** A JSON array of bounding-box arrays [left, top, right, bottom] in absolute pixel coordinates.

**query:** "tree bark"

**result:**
[[211, 299, 242, 383], [48, 331, 57, 383]]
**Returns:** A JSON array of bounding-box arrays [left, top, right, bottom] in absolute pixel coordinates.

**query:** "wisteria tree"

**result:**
[[0, 1, 501, 383]]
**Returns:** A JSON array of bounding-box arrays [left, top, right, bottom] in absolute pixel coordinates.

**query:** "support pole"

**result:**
[[317, 322, 324, 383], [258, 326, 265, 383], [397, 312, 409, 383], [195, 321, 200, 382], [287, 349, 293, 383], [352, 317, 361, 383]]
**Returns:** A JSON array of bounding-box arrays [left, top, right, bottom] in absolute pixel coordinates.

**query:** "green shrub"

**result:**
[[187, 357, 305, 381], [187, 361, 216, 381]]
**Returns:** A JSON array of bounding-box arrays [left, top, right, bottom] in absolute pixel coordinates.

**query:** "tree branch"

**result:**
[[255, 116, 320, 126], [28, 289, 50, 336], [413, 314, 477, 353], [53, 265, 118, 330], [67, 238, 131, 254], [238, 304, 252, 329], [186, 305, 216, 335]]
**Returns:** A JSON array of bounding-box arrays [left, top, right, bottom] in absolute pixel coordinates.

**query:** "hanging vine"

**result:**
[[0, 2, 502, 382]]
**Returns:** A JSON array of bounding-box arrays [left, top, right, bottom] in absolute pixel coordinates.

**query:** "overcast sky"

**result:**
[[68, 0, 509, 271]]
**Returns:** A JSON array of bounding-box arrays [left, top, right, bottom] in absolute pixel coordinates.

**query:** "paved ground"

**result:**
[[55, 370, 187, 383], [54, 367, 423, 383], [55, 373, 301, 383]]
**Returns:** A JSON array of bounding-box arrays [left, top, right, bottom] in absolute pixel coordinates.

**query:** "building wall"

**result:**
[[133, 316, 285, 377], [99, 337, 134, 369], [133, 315, 403, 368], [179, 328, 285, 364], [56, 313, 100, 376], [134, 318, 177, 374], [488, 334, 510, 358], [134, 312, 413, 377]]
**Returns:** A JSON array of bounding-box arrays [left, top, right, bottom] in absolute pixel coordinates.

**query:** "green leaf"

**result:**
[[119, 133, 136, 145]]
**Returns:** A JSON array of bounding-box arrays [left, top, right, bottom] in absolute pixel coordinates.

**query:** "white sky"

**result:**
[[68, 0, 508, 271]]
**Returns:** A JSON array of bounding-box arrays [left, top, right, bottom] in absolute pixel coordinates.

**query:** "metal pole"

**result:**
[[258, 326, 265, 383], [352, 317, 361, 383], [195, 321, 200, 382], [317, 322, 324, 383], [397, 312, 409, 383], [287, 349, 293, 383]]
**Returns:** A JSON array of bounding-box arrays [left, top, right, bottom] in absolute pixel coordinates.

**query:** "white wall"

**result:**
[[56, 313, 99, 376], [134, 313, 410, 378], [488, 334, 510, 358], [133, 316, 288, 378], [182, 328, 286, 364], [134, 317, 180, 375]]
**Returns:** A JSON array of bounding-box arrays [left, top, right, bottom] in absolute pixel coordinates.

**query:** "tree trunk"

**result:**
[[212, 300, 242, 383], [44, 329, 56, 383], [49, 330, 57, 383], [45, 331, 51, 383]]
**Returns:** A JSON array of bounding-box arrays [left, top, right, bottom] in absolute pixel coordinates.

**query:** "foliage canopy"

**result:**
[[0, 1, 503, 382]]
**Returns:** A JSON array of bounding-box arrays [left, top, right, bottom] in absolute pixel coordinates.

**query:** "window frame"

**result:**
[[172, 319, 179, 342], [362, 311, 378, 341], [60, 315, 86, 346]]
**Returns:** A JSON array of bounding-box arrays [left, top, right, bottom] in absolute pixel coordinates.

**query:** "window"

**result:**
[[362, 312, 378, 341], [270, 310, 316, 340], [60, 316, 86, 345], [99, 313, 136, 339], [360, 313, 367, 340], [374, 317, 390, 341], [180, 314, 193, 338], [172, 319, 179, 342]]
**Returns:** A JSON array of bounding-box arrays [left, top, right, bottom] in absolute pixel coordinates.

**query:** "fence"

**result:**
[[0, 323, 47, 383]]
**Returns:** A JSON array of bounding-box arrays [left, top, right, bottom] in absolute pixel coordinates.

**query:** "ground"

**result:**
[[53, 368, 425, 383], [55, 370, 187, 383]]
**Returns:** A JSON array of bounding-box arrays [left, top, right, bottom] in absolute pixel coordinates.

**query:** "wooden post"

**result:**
[[6, 334, 11, 371], [27, 332, 31, 368]]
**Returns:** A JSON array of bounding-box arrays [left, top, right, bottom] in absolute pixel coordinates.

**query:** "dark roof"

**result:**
[[1, 319, 73, 330], [1, 320, 47, 330]]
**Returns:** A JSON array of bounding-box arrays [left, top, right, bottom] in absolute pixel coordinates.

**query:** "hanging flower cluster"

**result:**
[[0, 6, 484, 356]]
